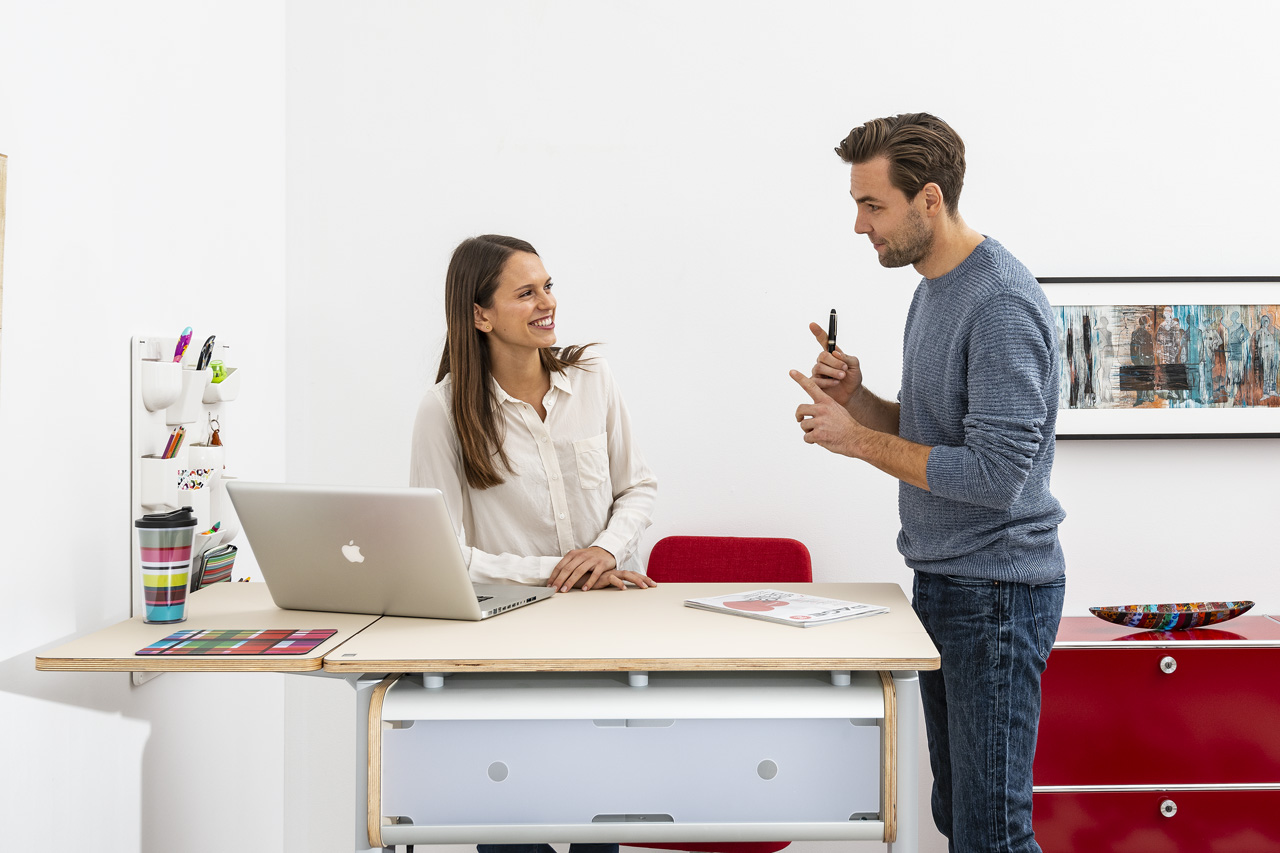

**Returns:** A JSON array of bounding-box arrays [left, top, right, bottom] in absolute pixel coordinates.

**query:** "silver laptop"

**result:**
[[226, 481, 555, 620]]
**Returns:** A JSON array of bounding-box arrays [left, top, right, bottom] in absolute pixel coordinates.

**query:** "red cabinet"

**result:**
[[1032, 615, 1280, 853], [1034, 790, 1280, 853]]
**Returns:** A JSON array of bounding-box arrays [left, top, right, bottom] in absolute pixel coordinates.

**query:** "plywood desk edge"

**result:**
[[322, 654, 941, 673], [34, 653, 329, 673]]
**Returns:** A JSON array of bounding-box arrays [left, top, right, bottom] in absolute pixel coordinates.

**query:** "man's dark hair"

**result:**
[[835, 113, 966, 216]]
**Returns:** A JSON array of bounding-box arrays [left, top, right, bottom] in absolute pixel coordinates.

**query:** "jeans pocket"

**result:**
[[1029, 574, 1066, 659], [941, 573, 997, 587]]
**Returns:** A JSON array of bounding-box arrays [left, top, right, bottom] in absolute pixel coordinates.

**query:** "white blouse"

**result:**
[[409, 357, 658, 585]]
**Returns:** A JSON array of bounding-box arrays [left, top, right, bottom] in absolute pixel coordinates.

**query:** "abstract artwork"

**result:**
[[1056, 304, 1280, 409], [1042, 279, 1280, 437]]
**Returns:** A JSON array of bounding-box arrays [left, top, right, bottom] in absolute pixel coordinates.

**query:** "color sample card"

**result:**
[[135, 628, 337, 656]]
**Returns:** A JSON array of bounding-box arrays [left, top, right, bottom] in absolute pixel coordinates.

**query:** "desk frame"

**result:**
[[36, 582, 937, 853]]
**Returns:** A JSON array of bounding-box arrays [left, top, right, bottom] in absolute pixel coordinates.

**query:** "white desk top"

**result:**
[[322, 582, 940, 673], [34, 583, 381, 672], [35, 582, 939, 674]]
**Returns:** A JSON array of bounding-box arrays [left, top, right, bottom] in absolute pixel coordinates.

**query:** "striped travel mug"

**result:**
[[135, 506, 199, 623]]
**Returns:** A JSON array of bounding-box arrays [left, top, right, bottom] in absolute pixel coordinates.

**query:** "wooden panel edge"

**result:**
[[879, 671, 897, 843], [34, 656, 325, 673], [366, 673, 402, 850], [324, 656, 941, 673]]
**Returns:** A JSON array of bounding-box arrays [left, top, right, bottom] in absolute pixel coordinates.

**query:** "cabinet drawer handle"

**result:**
[[1160, 798, 1177, 818], [1159, 655, 1177, 674]]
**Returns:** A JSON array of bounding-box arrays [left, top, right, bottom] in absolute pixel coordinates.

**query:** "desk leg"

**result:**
[[888, 671, 920, 853], [349, 674, 395, 853]]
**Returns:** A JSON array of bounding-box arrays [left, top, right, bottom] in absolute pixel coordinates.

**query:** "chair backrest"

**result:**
[[645, 535, 812, 584], [632, 537, 806, 853]]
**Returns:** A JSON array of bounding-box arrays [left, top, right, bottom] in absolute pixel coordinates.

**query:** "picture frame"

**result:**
[[1039, 276, 1280, 439]]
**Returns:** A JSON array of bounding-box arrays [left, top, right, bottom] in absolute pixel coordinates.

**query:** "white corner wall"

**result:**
[[284, 3, 1280, 852], [284, 0, 1280, 620], [0, 3, 288, 852], [3, 3, 1276, 853]]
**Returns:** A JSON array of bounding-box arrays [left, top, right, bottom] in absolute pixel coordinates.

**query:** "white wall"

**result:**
[[0, 3, 287, 851], [4, 2, 1277, 852], [284, 2, 1280, 852], [284, 0, 1280, 614]]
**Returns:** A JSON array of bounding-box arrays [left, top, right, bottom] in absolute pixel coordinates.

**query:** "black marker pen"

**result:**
[[827, 308, 838, 353]]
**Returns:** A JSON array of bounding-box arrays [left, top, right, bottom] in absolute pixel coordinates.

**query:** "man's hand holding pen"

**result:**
[[792, 316, 878, 458], [806, 320, 863, 407], [792, 316, 930, 490]]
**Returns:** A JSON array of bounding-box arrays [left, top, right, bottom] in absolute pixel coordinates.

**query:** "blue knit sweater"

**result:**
[[897, 238, 1066, 583]]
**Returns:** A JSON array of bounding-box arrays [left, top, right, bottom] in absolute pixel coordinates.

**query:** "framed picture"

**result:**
[[1040, 277, 1280, 438]]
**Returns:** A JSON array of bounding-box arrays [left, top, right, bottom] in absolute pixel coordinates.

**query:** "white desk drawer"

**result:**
[[370, 670, 892, 845], [383, 716, 882, 825]]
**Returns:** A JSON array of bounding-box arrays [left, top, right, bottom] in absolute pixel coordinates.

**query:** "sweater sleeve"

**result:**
[[924, 295, 1054, 510]]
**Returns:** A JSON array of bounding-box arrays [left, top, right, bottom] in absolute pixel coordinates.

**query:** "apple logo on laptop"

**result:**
[[342, 540, 365, 563]]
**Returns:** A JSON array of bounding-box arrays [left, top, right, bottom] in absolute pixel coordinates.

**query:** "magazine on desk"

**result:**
[[684, 589, 889, 627]]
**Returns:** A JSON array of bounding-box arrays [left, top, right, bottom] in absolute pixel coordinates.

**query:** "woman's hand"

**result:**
[[548, 546, 658, 591]]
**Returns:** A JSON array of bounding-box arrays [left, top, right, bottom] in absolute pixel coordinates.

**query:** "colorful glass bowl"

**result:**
[[1089, 601, 1255, 631]]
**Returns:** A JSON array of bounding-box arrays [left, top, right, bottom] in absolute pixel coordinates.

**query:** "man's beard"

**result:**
[[878, 206, 933, 268]]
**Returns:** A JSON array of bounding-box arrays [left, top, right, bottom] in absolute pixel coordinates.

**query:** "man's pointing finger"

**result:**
[[789, 369, 831, 403]]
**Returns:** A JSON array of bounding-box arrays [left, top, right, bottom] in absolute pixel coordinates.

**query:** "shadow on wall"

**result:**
[[0, 654, 148, 850]]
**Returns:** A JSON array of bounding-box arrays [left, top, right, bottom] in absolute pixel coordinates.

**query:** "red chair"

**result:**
[[626, 535, 813, 853], [644, 535, 813, 585]]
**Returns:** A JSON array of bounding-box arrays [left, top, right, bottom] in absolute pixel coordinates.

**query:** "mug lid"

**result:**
[[135, 506, 198, 529]]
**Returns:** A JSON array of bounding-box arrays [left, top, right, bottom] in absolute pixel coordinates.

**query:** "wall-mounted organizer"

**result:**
[[131, 334, 245, 645]]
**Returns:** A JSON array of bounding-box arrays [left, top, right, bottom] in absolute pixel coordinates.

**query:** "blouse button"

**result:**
[[558, 513, 565, 519]]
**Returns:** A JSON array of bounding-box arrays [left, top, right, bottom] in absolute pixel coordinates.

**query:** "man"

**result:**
[[1257, 313, 1278, 398], [1130, 314, 1155, 404], [789, 113, 1066, 853], [1155, 306, 1189, 400]]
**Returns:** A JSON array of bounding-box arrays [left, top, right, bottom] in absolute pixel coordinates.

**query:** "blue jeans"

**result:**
[[478, 847, 617, 853], [912, 570, 1065, 853]]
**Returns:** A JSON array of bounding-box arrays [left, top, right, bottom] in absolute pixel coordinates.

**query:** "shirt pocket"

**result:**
[[572, 432, 609, 490]]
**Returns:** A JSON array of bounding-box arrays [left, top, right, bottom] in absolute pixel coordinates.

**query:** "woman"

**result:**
[[411, 234, 658, 595]]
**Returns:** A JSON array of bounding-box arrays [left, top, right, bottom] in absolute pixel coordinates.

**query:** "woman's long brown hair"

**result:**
[[437, 235, 594, 489]]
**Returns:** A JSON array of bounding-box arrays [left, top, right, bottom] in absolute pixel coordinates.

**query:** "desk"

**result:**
[[324, 581, 938, 673], [37, 581, 939, 853], [35, 583, 380, 673]]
